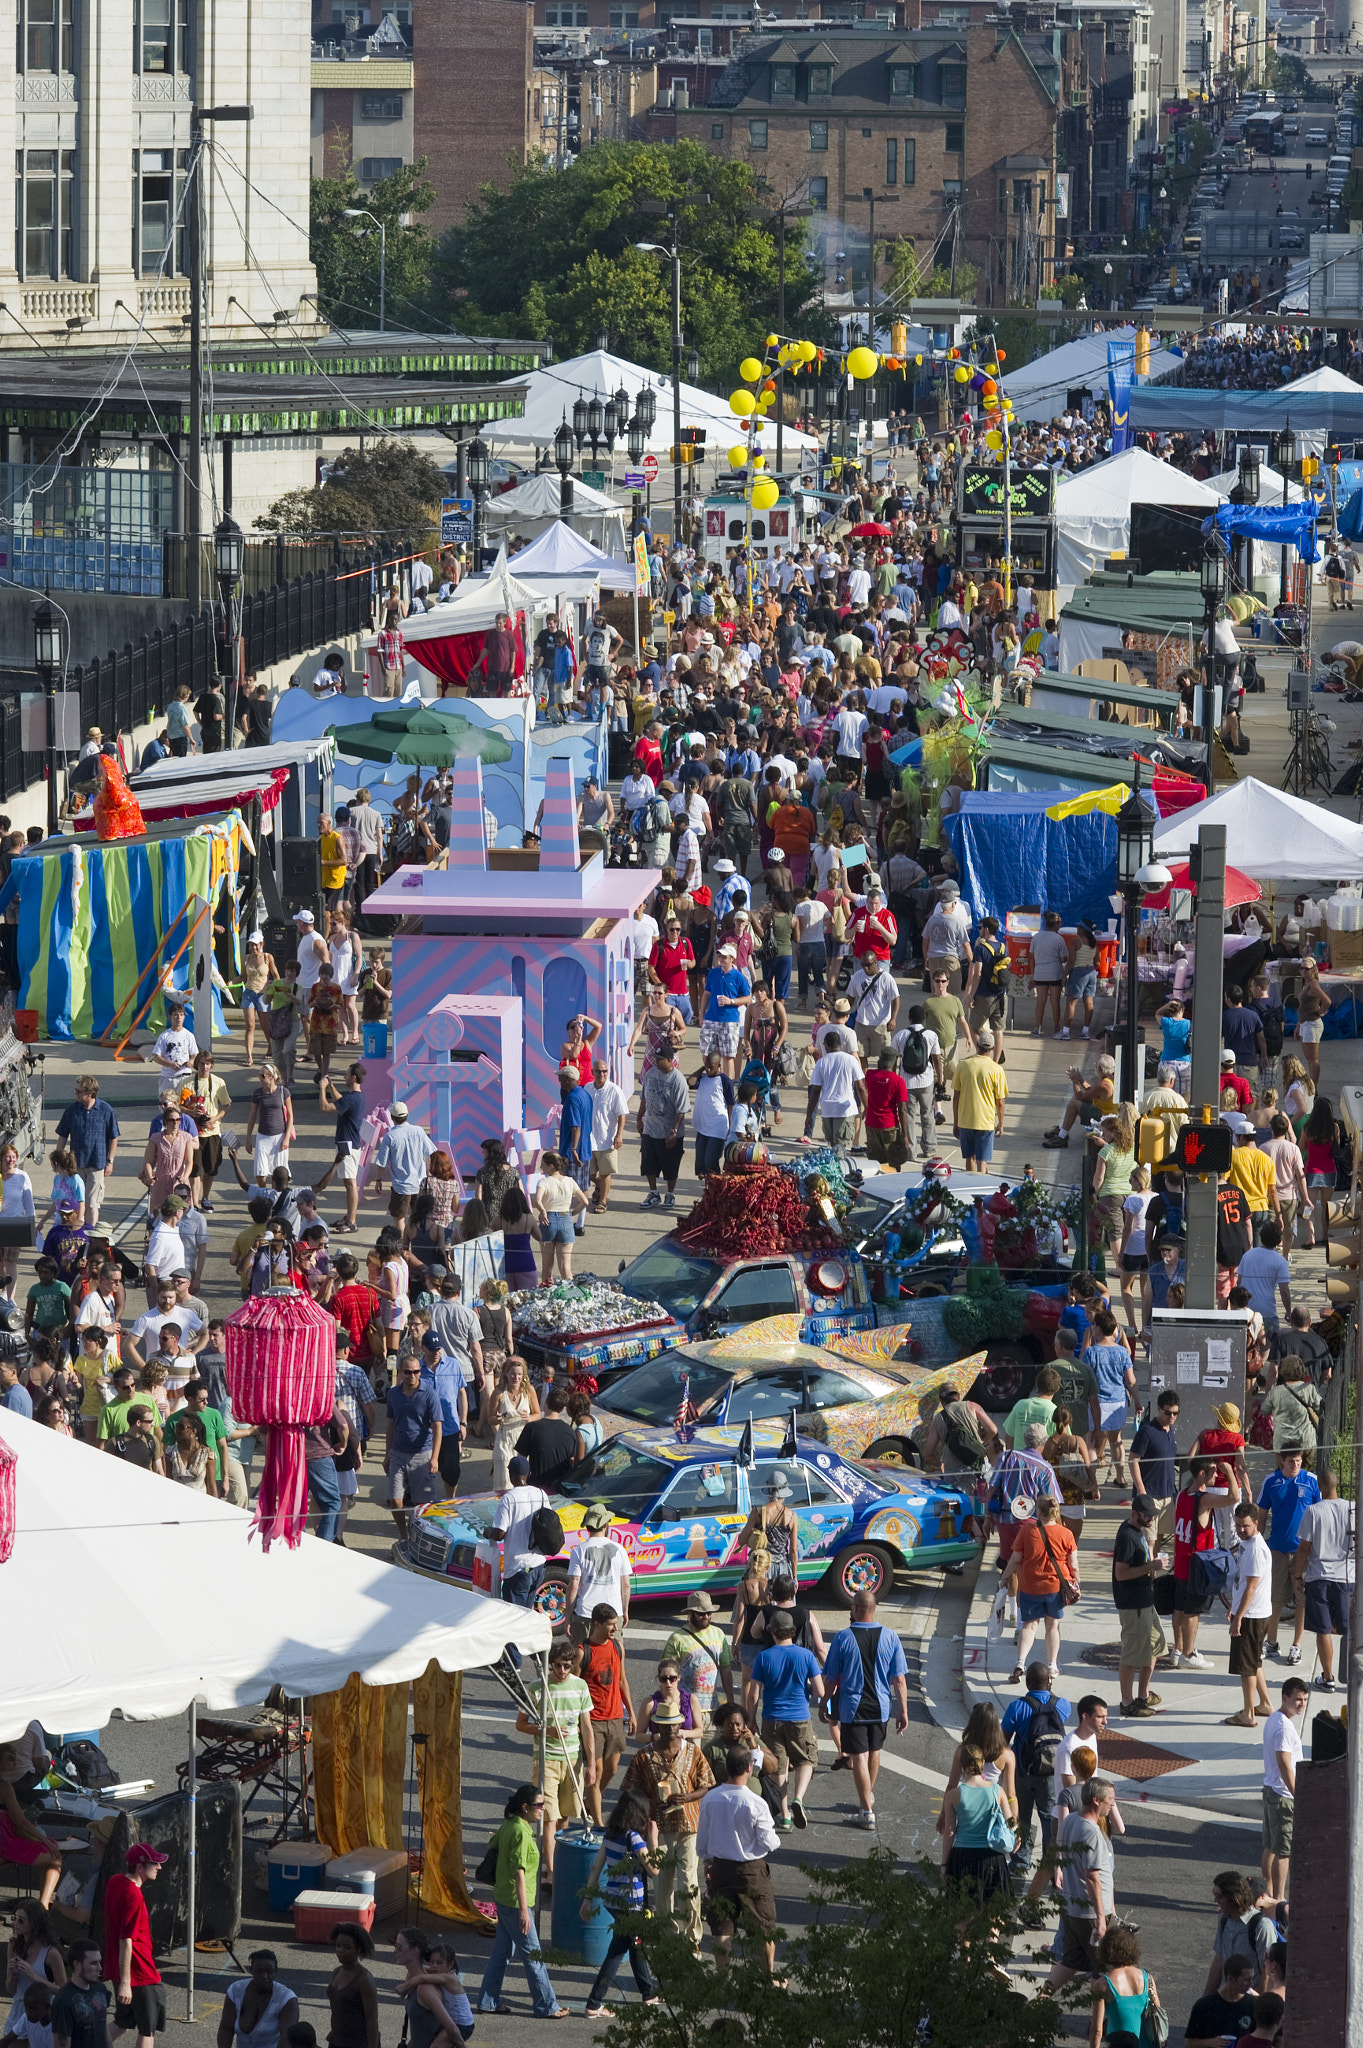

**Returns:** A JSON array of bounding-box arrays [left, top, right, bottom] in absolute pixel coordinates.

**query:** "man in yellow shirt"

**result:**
[[318, 813, 347, 911], [1227, 1122, 1280, 1238], [952, 1028, 1008, 1169]]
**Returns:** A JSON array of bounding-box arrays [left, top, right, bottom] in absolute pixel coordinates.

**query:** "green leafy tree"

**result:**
[[883, 240, 978, 302], [436, 141, 830, 382], [311, 160, 437, 332], [255, 438, 447, 547], [598, 1850, 1064, 2048]]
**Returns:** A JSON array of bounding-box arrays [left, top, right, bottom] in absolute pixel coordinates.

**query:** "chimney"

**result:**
[[446, 757, 490, 869], [539, 757, 582, 870]]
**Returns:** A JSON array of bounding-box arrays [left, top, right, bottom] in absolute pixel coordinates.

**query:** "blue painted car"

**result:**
[[397, 1421, 977, 1626]]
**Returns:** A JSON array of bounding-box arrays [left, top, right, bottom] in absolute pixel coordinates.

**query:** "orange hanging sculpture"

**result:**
[[92, 752, 147, 841]]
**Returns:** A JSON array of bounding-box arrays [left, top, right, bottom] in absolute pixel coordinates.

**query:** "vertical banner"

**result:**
[[1107, 338, 1133, 455]]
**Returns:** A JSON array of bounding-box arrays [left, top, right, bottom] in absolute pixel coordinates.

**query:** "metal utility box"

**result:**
[[1145, 1309, 1251, 1449]]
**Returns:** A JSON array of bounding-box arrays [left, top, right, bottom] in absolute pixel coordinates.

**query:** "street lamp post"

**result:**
[[1200, 534, 1228, 799], [213, 512, 244, 743], [636, 385, 657, 518], [33, 596, 64, 838], [1237, 443, 1260, 595], [634, 212, 685, 543], [1274, 423, 1294, 606], [766, 194, 812, 479], [342, 207, 387, 333], [848, 189, 898, 464], [467, 434, 491, 571], [626, 412, 648, 538], [554, 414, 575, 519], [1116, 771, 1157, 1106]]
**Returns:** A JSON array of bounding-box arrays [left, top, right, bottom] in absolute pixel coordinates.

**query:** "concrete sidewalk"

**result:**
[[958, 1496, 1308, 1830]]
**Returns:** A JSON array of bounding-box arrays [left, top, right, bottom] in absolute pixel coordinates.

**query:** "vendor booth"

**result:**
[[1000, 325, 1182, 423], [506, 518, 635, 595], [133, 737, 336, 844], [954, 462, 1057, 593], [387, 548, 548, 693], [1053, 449, 1225, 601], [1030, 668, 1180, 728], [1152, 776, 1363, 879], [944, 790, 1118, 929], [484, 469, 629, 550]]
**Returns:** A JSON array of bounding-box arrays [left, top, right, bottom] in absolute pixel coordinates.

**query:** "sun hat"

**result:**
[[1212, 1401, 1242, 1431], [583, 1503, 612, 1530]]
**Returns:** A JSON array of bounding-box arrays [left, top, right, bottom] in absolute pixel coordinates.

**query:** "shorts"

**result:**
[[821, 1116, 857, 1147], [591, 1149, 620, 1177], [1052, 1912, 1100, 1976], [1304, 1578, 1350, 1635], [699, 1019, 741, 1059], [969, 996, 1005, 1038], [866, 1124, 908, 1168], [1018, 1589, 1066, 1623], [241, 989, 270, 1013], [389, 1189, 414, 1220], [437, 1437, 462, 1488], [760, 1717, 819, 1771], [114, 1986, 166, 2037], [1118, 1603, 1167, 1668], [198, 1134, 222, 1178], [837, 1719, 888, 1756], [537, 1749, 583, 1824], [1120, 1253, 1149, 1274], [958, 1127, 995, 1163], [1066, 966, 1098, 1002], [338, 1144, 360, 1182], [1098, 1400, 1127, 1433], [1271, 1549, 1303, 1619], [592, 1716, 627, 1763], [1297, 1019, 1325, 1044], [1262, 1786, 1294, 1857], [857, 1024, 891, 1059], [705, 1857, 777, 1940], [1229, 1615, 1268, 1674], [388, 1452, 436, 1507], [640, 1134, 684, 1183], [542, 1211, 575, 1243], [1172, 1577, 1212, 1616]]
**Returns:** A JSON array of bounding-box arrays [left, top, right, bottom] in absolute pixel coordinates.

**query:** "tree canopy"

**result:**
[[255, 439, 447, 546], [311, 161, 438, 332]]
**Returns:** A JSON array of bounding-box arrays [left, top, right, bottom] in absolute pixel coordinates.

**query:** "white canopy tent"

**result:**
[[1152, 777, 1363, 880], [1206, 463, 1305, 503], [398, 547, 552, 643], [1053, 447, 1224, 599], [483, 470, 629, 550], [507, 519, 635, 592], [1279, 365, 1363, 456], [1001, 326, 1182, 423]]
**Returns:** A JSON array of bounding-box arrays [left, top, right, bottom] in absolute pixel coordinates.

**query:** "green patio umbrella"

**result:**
[[327, 703, 512, 769]]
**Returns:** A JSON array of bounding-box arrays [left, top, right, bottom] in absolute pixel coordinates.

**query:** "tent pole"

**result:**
[[534, 1646, 548, 1936], [186, 1700, 197, 2021]]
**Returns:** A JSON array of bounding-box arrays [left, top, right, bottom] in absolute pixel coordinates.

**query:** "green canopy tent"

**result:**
[[327, 702, 513, 770]]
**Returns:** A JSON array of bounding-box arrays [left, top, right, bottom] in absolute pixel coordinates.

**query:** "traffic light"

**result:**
[[1174, 1123, 1233, 1175], [670, 446, 697, 465], [678, 428, 707, 446]]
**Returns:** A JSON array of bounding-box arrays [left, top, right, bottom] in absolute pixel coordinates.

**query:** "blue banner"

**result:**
[[1107, 339, 1133, 454]]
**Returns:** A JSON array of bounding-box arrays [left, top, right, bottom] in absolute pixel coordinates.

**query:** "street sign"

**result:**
[[582, 469, 606, 492], [642, 453, 659, 483], [440, 496, 473, 547], [623, 470, 646, 487]]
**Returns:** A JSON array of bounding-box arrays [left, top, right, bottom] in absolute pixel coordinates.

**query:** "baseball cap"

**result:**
[[508, 1454, 531, 1480], [126, 1844, 168, 1869], [248, 929, 265, 944], [391, 1101, 410, 1120], [1222, 1111, 1254, 1135], [718, 941, 738, 956], [1131, 1493, 1159, 1522], [1220, 1048, 1236, 1065], [769, 1609, 796, 1634], [293, 909, 315, 925]]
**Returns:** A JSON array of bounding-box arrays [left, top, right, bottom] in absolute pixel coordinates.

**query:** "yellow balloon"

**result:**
[[985, 431, 1003, 451], [739, 357, 763, 383], [752, 453, 766, 470], [765, 333, 779, 349], [846, 345, 878, 381], [757, 390, 774, 408], [954, 365, 970, 384], [752, 479, 779, 511], [800, 339, 818, 363], [730, 389, 756, 417], [728, 446, 748, 469]]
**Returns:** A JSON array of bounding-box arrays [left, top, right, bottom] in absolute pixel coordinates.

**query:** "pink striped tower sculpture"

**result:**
[[369, 752, 661, 1171]]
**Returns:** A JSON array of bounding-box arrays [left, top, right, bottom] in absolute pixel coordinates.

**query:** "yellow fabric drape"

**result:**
[[311, 1673, 407, 1857], [412, 1664, 483, 1927]]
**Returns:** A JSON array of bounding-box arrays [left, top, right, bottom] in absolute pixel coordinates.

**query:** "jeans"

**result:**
[[797, 941, 827, 1000], [477, 1902, 560, 2015], [695, 1133, 726, 1176], [307, 1455, 341, 1542], [1013, 1768, 1056, 1875], [905, 1085, 934, 1160], [585, 1911, 658, 2007], [503, 1566, 545, 1609], [770, 954, 791, 1002]]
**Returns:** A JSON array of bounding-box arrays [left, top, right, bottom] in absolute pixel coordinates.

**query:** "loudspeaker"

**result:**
[[262, 916, 296, 966], [282, 837, 320, 899], [1287, 667, 1312, 711]]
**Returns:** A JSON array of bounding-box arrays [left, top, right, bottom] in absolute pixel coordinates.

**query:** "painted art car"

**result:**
[[397, 1422, 977, 1624], [591, 1333, 987, 1466]]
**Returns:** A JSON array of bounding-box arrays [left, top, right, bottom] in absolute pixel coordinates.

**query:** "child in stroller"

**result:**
[[736, 1056, 774, 1139]]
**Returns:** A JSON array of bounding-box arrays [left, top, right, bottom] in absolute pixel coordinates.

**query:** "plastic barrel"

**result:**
[[548, 1826, 612, 1965], [362, 1021, 388, 1057]]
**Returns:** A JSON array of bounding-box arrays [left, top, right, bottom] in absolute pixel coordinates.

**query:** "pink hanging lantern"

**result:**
[[0, 1433, 15, 1563], [225, 1291, 337, 1551]]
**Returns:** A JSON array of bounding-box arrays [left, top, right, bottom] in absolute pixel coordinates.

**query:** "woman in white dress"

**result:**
[[328, 910, 364, 1047], [480, 1355, 539, 1491]]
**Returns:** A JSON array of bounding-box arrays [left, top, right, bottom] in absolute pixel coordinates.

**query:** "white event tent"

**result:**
[[483, 469, 629, 550], [1152, 778, 1363, 881], [1001, 326, 1182, 423], [507, 519, 635, 595], [398, 547, 551, 644], [1053, 447, 1224, 597]]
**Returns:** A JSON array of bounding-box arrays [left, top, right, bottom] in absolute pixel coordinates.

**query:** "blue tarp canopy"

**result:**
[[1130, 389, 1363, 434], [1204, 501, 1319, 563], [1339, 489, 1363, 543], [943, 793, 1117, 930]]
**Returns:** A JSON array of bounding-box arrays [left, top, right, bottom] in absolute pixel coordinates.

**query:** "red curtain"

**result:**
[[406, 610, 529, 687]]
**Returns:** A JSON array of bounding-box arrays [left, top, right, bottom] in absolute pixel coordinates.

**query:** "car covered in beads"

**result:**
[[397, 1421, 977, 1623]]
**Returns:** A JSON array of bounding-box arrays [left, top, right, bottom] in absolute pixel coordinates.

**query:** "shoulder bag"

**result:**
[[1037, 1521, 1082, 1605], [983, 1786, 1016, 1856]]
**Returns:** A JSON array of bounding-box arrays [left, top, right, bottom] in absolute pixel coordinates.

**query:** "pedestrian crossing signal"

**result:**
[[1174, 1123, 1232, 1175]]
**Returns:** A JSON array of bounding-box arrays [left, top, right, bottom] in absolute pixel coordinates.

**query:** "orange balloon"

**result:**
[[997, 349, 1007, 362], [762, 379, 776, 393]]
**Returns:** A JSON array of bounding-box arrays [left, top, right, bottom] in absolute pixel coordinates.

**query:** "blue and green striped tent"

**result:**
[[0, 815, 242, 1043]]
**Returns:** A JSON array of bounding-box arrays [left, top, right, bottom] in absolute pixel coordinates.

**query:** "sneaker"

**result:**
[[644, 1190, 662, 1207], [792, 1798, 808, 1829], [1053, 1030, 1068, 1040], [1265, 1642, 1283, 1660], [664, 1192, 676, 1207], [1314, 1675, 1339, 1692], [1041, 1133, 1069, 1149], [1183, 1651, 1214, 1671], [1081, 1026, 1091, 1039], [856, 1810, 876, 1830], [1285, 1644, 1302, 1666], [1172, 1651, 1192, 1668]]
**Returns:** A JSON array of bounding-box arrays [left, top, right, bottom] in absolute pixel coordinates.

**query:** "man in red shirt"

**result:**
[[1219, 1050, 1254, 1114], [1171, 1457, 1229, 1671], [579, 1605, 637, 1828], [330, 1252, 382, 1357], [104, 1842, 167, 2048], [864, 1049, 909, 1169]]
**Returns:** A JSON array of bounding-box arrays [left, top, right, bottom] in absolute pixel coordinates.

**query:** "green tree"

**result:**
[[255, 439, 447, 547], [311, 160, 437, 332], [436, 141, 830, 383], [883, 240, 978, 302], [599, 1850, 1065, 2048]]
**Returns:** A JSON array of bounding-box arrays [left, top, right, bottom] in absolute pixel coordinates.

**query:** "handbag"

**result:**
[[1037, 1521, 1082, 1606], [474, 1824, 502, 1887], [1138, 1977, 1170, 2048], [983, 1789, 1016, 1856]]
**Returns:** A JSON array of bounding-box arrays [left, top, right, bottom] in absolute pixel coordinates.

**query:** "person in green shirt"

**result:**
[[476, 1785, 566, 2016], [24, 1259, 70, 1342], [1050, 1331, 1101, 1437], [1001, 1366, 1061, 1450], [174, 1379, 232, 1484], [514, 1643, 596, 1884], [97, 1364, 148, 1443]]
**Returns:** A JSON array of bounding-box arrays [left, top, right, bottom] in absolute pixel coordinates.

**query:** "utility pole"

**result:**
[[186, 105, 252, 613], [848, 189, 899, 461], [768, 191, 811, 481], [1184, 823, 1227, 1310]]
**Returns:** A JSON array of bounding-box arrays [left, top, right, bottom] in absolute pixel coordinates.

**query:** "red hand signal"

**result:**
[[1183, 1130, 1205, 1167]]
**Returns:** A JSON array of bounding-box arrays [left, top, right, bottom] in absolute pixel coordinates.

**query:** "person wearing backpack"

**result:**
[[964, 914, 1011, 1064], [893, 1005, 941, 1161], [490, 1453, 553, 1611], [1001, 1659, 1073, 1902]]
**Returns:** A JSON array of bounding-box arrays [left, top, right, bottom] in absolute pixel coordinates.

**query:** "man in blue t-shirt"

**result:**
[[1257, 1448, 1321, 1665], [701, 944, 752, 1078], [822, 1592, 909, 1830], [1001, 1661, 1073, 1902], [744, 1610, 825, 1831], [384, 1359, 441, 1542], [557, 1065, 595, 1227]]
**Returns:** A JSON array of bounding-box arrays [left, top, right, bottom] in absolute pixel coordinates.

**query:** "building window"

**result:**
[[543, 3, 588, 22], [944, 120, 963, 152], [609, 5, 639, 25], [137, 0, 188, 72], [771, 64, 795, 96], [998, 176, 1006, 214], [748, 117, 767, 148], [1098, 140, 1111, 170], [808, 63, 832, 94], [942, 176, 960, 202], [359, 156, 403, 181], [904, 136, 915, 183], [711, 120, 724, 138], [890, 63, 916, 96], [1141, 15, 1148, 41], [1012, 178, 1033, 213], [17, 0, 74, 75], [360, 93, 404, 119], [808, 174, 828, 208], [940, 64, 965, 107], [809, 118, 828, 150], [1097, 193, 1109, 230], [886, 137, 897, 183], [17, 147, 74, 278], [132, 146, 185, 275]]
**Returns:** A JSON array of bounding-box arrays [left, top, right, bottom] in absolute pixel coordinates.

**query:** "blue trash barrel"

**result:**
[[362, 1021, 388, 1057], [548, 1825, 611, 1965]]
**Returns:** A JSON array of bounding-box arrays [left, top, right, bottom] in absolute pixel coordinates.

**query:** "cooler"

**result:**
[[267, 1841, 333, 1912], [362, 1021, 388, 1057], [549, 1826, 613, 1965], [293, 1889, 375, 1944], [1005, 909, 1039, 980], [1095, 937, 1119, 980], [325, 1846, 410, 1920]]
